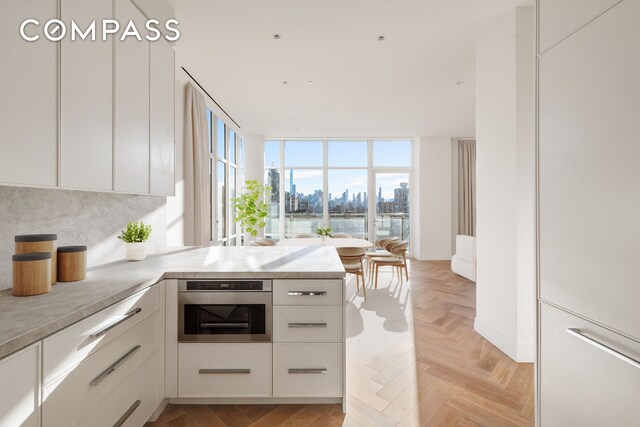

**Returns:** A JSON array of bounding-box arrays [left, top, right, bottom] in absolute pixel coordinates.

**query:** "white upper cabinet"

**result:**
[[115, 0, 150, 194], [538, 0, 621, 54], [61, 0, 113, 191], [538, 0, 640, 340], [0, 343, 40, 427], [0, 0, 58, 187], [150, 38, 175, 196]]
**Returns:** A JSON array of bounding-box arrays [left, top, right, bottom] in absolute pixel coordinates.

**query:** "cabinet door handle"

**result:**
[[90, 345, 142, 387], [91, 308, 142, 338], [199, 368, 251, 374], [113, 400, 141, 427], [288, 322, 327, 328], [567, 328, 640, 369], [288, 291, 327, 296], [288, 368, 328, 374]]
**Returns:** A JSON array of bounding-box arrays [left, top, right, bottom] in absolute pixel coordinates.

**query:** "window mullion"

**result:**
[[323, 139, 329, 226]]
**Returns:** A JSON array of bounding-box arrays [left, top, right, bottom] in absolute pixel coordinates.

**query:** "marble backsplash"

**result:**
[[0, 186, 167, 290]]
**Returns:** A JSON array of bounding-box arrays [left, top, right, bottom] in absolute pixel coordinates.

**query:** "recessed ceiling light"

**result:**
[[456, 81, 465, 85], [378, 35, 385, 41], [273, 33, 281, 39], [306, 80, 314, 85], [282, 81, 288, 85]]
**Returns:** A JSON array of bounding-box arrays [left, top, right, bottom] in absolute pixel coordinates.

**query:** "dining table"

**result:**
[[276, 237, 374, 248]]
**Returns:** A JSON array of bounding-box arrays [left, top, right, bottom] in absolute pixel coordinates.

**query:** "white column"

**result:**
[[243, 134, 265, 184], [475, 7, 535, 362]]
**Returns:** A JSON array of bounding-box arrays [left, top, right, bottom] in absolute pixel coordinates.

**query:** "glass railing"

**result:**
[[278, 212, 409, 243]]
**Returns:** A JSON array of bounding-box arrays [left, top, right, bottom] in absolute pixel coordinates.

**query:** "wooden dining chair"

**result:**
[[365, 237, 400, 279], [336, 247, 367, 299], [332, 232, 353, 238], [370, 241, 409, 289]]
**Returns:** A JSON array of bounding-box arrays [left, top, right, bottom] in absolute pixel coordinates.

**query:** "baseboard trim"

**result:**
[[474, 317, 517, 361], [516, 343, 535, 363]]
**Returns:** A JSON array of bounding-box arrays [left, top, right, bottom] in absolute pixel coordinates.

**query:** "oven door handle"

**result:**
[[200, 322, 250, 329]]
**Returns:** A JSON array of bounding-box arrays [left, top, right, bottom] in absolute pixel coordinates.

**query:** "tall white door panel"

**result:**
[[0, 0, 58, 187], [150, 38, 175, 196], [538, 0, 640, 340], [114, 0, 150, 194], [61, 0, 113, 191]]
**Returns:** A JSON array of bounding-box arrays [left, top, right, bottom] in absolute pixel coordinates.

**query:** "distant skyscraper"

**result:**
[[289, 169, 295, 197], [394, 182, 409, 213], [378, 187, 382, 202]]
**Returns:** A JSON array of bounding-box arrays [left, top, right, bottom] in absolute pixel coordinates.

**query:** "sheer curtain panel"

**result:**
[[184, 82, 210, 246]]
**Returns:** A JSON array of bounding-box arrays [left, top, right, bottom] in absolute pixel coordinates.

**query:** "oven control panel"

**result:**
[[181, 280, 271, 292]]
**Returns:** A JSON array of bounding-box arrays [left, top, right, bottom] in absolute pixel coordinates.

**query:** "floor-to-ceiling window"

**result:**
[[207, 108, 242, 246], [264, 138, 413, 246]]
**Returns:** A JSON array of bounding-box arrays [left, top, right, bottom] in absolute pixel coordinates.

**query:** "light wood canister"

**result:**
[[57, 245, 87, 282], [15, 234, 57, 285], [13, 253, 52, 296]]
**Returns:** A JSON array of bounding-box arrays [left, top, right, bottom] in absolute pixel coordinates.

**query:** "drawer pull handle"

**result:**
[[113, 399, 141, 427], [567, 328, 640, 369], [199, 368, 252, 374], [200, 322, 249, 329], [90, 345, 142, 387], [288, 368, 328, 374], [288, 322, 328, 328], [91, 307, 142, 338], [288, 291, 327, 296]]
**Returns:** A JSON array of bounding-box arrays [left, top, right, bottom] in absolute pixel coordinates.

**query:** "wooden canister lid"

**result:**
[[15, 234, 57, 242], [13, 252, 52, 261], [58, 245, 87, 253]]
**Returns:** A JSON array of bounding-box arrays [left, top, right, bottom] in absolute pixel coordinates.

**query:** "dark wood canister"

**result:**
[[15, 234, 57, 285], [13, 252, 52, 296], [57, 245, 87, 282]]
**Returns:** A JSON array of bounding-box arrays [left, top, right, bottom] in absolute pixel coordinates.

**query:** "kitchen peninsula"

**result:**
[[0, 246, 346, 427]]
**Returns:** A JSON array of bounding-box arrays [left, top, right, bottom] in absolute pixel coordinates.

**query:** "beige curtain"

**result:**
[[458, 139, 476, 236], [184, 82, 210, 246]]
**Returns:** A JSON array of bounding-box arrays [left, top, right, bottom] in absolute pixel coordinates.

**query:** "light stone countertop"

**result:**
[[0, 246, 345, 359]]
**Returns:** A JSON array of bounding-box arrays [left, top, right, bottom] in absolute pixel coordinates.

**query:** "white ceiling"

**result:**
[[171, 0, 531, 138]]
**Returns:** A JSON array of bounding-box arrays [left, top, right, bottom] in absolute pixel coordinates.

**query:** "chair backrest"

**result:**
[[389, 241, 409, 255], [336, 247, 366, 259], [332, 232, 352, 238], [296, 234, 317, 238], [376, 237, 399, 248], [255, 237, 276, 246], [382, 239, 401, 251]]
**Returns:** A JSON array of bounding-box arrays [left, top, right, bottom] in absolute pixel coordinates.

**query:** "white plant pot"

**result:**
[[125, 242, 147, 261]]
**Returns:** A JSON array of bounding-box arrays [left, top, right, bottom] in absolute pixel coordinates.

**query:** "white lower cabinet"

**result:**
[[273, 343, 343, 397], [178, 343, 272, 397], [42, 313, 159, 426], [0, 342, 40, 427], [76, 352, 159, 427], [43, 285, 159, 385], [540, 303, 640, 426], [273, 306, 342, 343]]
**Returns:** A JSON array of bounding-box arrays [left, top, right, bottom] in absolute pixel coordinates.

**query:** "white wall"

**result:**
[[415, 136, 453, 260], [475, 7, 535, 362]]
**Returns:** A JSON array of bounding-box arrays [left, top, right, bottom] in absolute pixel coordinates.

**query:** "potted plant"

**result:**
[[316, 224, 333, 240], [231, 180, 271, 242], [117, 221, 152, 261]]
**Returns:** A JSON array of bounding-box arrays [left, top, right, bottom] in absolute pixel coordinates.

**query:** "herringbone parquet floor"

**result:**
[[147, 260, 534, 426]]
